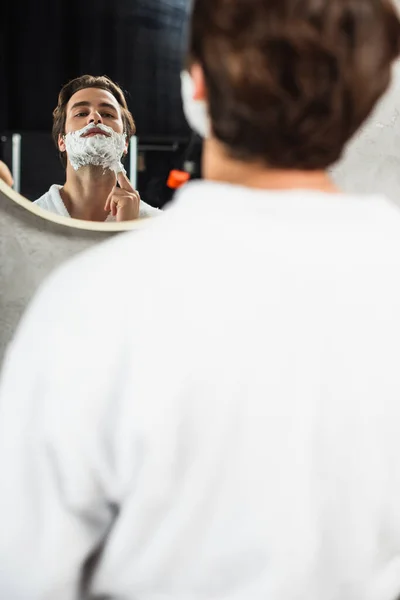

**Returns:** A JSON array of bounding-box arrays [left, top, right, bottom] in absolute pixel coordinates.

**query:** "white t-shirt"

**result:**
[[34, 184, 160, 220], [1, 180, 400, 600]]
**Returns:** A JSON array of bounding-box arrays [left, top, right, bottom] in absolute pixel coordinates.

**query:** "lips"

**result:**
[[81, 128, 110, 138]]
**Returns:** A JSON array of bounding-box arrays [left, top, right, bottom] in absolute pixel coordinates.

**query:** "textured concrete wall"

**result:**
[[332, 63, 400, 206], [0, 185, 140, 364]]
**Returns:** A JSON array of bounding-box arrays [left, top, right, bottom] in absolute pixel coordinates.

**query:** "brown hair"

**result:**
[[188, 0, 400, 170], [52, 75, 136, 167]]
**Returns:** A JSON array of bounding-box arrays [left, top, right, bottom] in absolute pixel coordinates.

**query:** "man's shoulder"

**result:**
[[33, 185, 63, 210], [139, 200, 160, 218], [38, 222, 171, 305], [29, 202, 201, 331]]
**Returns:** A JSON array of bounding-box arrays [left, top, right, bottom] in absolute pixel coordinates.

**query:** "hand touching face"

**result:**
[[104, 171, 140, 222]]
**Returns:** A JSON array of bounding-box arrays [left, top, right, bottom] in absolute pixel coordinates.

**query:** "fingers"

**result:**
[[117, 170, 135, 192], [113, 186, 141, 204], [112, 197, 118, 217], [106, 191, 125, 217], [104, 187, 141, 221], [104, 193, 112, 213], [107, 193, 119, 217], [0, 161, 13, 187]]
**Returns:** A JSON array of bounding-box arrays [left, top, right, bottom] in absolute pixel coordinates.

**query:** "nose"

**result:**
[[88, 110, 102, 125]]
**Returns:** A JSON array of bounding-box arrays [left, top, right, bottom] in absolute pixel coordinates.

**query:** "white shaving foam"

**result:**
[[181, 71, 210, 138], [64, 123, 127, 174]]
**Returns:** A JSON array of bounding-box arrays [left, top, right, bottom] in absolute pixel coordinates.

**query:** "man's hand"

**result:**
[[104, 172, 140, 222], [0, 161, 13, 187]]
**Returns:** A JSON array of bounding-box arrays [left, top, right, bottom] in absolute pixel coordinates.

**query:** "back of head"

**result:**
[[189, 0, 400, 170]]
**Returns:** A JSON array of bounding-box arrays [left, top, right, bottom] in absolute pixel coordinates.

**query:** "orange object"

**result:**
[[167, 169, 190, 189]]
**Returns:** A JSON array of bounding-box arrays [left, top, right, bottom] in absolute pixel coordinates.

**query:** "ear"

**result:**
[[190, 63, 207, 102], [58, 133, 66, 153]]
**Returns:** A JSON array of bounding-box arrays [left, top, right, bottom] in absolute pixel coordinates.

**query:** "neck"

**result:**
[[202, 138, 339, 194], [60, 164, 116, 221]]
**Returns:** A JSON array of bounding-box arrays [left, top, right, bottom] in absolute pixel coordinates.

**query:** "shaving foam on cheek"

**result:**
[[64, 123, 127, 174], [181, 71, 210, 138]]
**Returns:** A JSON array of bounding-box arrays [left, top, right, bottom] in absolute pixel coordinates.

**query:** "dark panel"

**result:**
[[1, 0, 191, 138]]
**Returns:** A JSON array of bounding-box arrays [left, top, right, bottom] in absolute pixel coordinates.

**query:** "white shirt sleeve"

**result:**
[[0, 277, 117, 600], [34, 185, 71, 218], [139, 199, 161, 219]]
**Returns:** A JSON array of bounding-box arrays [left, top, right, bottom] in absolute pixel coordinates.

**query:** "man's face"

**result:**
[[58, 87, 127, 152]]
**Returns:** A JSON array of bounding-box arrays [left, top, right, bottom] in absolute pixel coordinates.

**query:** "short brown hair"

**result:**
[[52, 75, 136, 167], [189, 0, 400, 170]]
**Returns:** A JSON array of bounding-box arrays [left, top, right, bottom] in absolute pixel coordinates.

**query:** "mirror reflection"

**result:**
[[34, 76, 160, 222], [0, 0, 202, 223]]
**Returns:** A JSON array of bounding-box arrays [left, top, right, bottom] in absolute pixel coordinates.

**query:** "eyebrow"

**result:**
[[69, 101, 119, 112]]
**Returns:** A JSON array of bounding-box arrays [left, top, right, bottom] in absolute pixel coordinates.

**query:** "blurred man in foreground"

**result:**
[[1, 0, 400, 598]]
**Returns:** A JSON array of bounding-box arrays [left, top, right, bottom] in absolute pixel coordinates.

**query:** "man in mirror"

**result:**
[[34, 75, 159, 221]]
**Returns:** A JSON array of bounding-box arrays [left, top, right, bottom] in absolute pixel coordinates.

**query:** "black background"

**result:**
[[0, 0, 191, 136]]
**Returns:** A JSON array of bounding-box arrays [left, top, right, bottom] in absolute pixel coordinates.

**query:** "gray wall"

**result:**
[[0, 189, 134, 364], [332, 63, 400, 206]]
